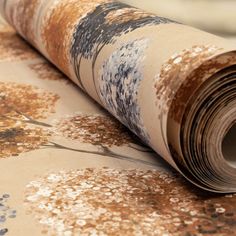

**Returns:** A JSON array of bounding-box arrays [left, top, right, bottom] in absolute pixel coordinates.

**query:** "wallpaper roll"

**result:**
[[1, 0, 236, 193]]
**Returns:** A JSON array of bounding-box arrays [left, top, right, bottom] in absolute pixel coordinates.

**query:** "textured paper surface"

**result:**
[[2, 0, 236, 192], [0, 0, 236, 235]]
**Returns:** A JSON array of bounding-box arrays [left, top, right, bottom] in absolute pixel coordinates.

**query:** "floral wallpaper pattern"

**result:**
[[0, 0, 236, 235], [98, 39, 150, 144], [25, 168, 236, 236]]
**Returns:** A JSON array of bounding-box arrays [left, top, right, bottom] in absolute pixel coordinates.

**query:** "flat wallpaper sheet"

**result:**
[[0, 0, 236, 235]]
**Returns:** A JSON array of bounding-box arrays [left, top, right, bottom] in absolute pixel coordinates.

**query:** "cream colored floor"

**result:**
[[122, 1, 236, 42], [121, 0, 236, 35]]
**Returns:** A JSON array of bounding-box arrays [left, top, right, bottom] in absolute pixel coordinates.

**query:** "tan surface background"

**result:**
[[121, 0, 236, 34], [1, 2, 236, 235]]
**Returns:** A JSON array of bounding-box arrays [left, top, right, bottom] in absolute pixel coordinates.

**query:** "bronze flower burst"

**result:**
[[0, 82, 59, 158], [56, 114, 133, 147], [25, 168, 236, 236]]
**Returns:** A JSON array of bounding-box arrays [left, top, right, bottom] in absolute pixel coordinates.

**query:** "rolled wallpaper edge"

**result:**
[[1, 0, 236, 192]]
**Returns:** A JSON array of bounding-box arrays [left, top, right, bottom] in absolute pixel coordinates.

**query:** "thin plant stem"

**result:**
[[42, 142, 157, 167]]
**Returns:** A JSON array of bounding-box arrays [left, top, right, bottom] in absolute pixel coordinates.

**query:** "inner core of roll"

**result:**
[[222, 124, 236, 168]]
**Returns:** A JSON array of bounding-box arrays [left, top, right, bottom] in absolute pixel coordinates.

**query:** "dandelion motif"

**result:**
[[155, 45, 220, 144], [0, 126, 50, 159], [70, 1, 175, 90], [25, 168, 236, 235], [0, 82, 59, 121], [0, 82, 152, 165], [56, 114, 133, 147], [98, 39, 150, 144], [155, 45, 219, 120], [0, 82, 59, 158], [41, 0, 111, 76], [54, 113, 155, 166]]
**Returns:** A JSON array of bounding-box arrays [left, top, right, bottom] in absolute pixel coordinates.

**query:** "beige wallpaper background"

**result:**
[[0, 1, 236, 236]]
